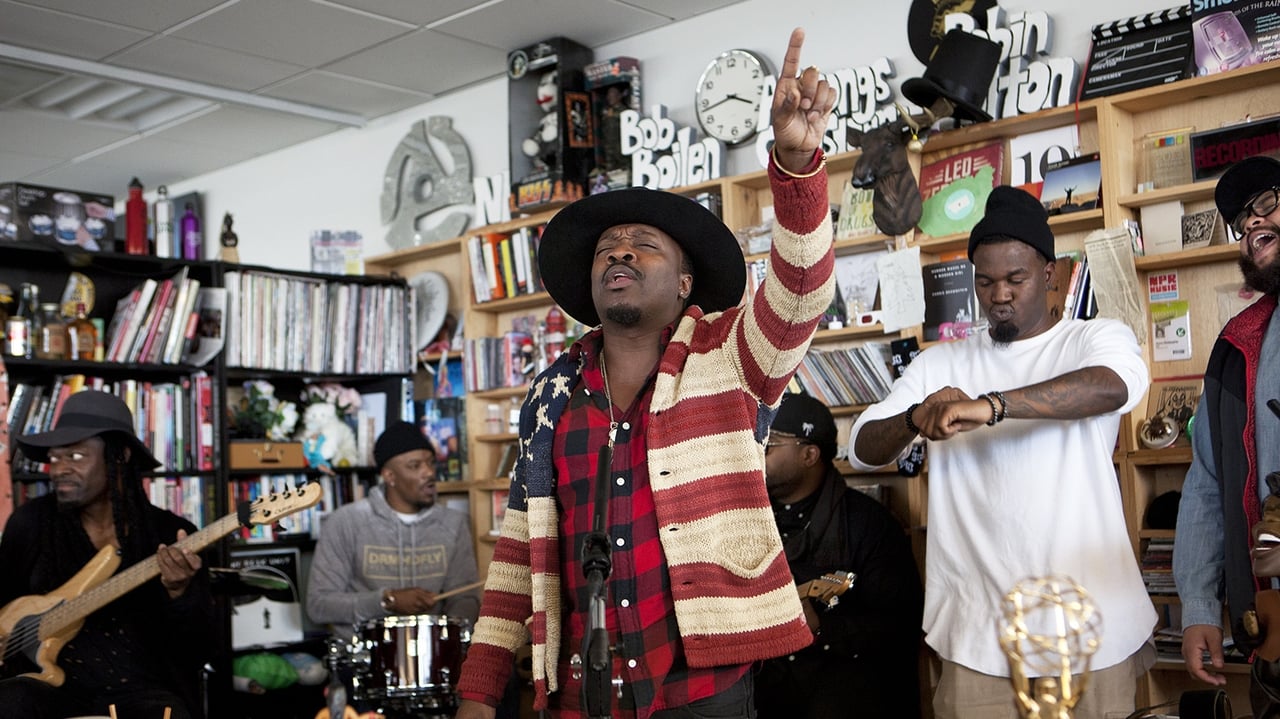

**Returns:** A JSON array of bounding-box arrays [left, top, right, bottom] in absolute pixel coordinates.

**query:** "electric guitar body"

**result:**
[[0, 482, 322, 686]]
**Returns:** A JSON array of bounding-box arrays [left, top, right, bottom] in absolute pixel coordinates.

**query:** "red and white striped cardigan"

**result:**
[[457, 158, 835, 711]]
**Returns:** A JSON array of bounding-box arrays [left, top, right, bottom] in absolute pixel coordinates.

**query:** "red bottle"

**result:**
[[125, 177, 148, 255]]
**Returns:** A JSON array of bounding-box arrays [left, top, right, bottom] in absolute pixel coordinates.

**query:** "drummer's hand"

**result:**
[[456, 699, 497, 719], [391, 587, 439, 614]]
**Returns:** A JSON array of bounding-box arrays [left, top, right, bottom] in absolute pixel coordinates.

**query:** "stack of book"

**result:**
[[1140, 536, 1176, 595], [467, 226, 546, 303], [102, 267, 205, 366]]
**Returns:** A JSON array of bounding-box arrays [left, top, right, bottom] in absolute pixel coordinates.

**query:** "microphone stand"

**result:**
[[582, 443, 614, 719]]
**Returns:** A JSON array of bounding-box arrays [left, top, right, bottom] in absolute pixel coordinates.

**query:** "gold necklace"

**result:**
[[599, 351, 618, 448]]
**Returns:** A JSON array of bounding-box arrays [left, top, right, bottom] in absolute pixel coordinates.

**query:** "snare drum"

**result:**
[[354, 614, 471, 705]]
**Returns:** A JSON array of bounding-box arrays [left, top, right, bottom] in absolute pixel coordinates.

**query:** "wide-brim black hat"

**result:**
[[18, 390, 161, 468], [537, 187, 745, 326], [1215, 155, 1280, 223], [902, 29, 1002, 123]]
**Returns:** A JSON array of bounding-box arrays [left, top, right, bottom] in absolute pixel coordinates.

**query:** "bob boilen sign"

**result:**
[[620, 105, 723, 189]]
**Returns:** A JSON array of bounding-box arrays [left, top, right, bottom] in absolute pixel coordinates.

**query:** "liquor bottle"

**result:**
[[125, 177, 148, 255], [35, 302, 67, 360], [154, 185, 173, 259], [67, 302, 97, 361], [5, 283, 36, 358], [181, 203, 202, 260]]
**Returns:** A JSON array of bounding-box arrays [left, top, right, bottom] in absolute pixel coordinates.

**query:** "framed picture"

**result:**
[[1139, 376, 1202, 449], [565, 91, 593, 149], [1040, 153, 1102, 216]]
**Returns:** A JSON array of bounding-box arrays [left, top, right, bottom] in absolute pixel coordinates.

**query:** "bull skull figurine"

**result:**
[[845, 100, 951, 237]]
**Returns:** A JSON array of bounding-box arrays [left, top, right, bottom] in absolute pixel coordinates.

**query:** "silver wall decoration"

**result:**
[[381, 116, 474, 250]]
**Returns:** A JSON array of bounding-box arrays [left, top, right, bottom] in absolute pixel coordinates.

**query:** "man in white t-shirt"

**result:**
[[848, 186, 1154, 719]]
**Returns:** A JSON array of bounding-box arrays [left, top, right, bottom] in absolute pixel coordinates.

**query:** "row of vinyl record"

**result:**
[[223, 270, 411, 375], [463, 331, 533, 392], [790, 343, 896, 408], [7, 374, 216, 476], [467, 226, 546, 304]]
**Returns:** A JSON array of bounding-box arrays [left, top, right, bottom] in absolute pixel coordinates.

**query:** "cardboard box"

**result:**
[[229, 440, 307, 470], [506, 37, 594, 212], [0, 182, 115, 250]]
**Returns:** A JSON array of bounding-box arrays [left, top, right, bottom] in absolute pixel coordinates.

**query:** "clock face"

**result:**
[[695, 49, 771, 146]]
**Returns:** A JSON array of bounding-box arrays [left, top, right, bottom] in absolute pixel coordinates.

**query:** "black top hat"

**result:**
[[537, 187, 745, 327], [18, 390, 161, 468], [1215, 155, 1280, 222], [902, 29, 1002, 123]]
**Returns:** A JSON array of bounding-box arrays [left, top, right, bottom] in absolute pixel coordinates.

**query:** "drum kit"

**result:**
[[326, 614, 471, 718]]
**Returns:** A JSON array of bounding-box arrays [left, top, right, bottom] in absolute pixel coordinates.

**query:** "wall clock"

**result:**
[[694, 49, 771, 146]]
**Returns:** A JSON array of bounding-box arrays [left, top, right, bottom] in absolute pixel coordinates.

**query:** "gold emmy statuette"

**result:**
[[998, 575, 1103, 719]]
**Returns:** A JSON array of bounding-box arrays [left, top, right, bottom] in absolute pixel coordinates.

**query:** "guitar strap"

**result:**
[[0, 356, 12, 530]]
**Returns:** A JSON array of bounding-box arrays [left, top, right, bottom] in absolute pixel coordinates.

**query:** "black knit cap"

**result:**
[[770, 393, 838, 463], [374, 421, 435, 470], [968, 185, 1055, 263]]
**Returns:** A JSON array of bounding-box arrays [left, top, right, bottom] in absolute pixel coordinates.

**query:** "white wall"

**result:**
[[167, 0, 1171, 269]]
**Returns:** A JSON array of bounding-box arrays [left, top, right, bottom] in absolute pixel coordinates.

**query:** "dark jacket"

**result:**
[[0, 494, 216, 713], [1204, 293, 1277, 654], [756, 466, 924, 719]]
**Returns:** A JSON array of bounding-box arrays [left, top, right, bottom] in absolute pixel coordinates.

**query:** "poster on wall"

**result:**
[[1191, 0, 1280, 76]]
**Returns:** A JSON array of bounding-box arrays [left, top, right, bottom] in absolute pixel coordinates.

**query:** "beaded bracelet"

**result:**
[[991, 390, 1010, 420], [904, 402, 922, 435], [980, 393, 1000, 426]]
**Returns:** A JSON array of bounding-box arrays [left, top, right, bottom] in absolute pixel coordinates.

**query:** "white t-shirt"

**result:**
[[849, 318, 1154, 675]]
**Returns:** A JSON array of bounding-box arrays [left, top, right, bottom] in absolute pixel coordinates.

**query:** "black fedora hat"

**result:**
[[537, 187, 745, 326], [18, 390, 161, 468], [1215, 155, 1280, 224], [902, 29, 1002, 123]]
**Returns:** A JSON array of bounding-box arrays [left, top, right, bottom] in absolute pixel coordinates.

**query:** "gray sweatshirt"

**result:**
[[305, 484, 480, 634]]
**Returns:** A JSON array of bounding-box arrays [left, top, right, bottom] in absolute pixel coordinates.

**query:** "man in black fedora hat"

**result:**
[[0, 390, 215, 718], [1174, 154, 1280, 717], [456, 27, 837, 719]]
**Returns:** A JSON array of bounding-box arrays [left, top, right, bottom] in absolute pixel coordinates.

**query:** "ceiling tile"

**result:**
[[261, 71, 431, 118], [23, 160, 144, 198], [0, 0, 149, 60], [149, 106, 343, 157], [87, 135, 253, 187], [435, 0, 664, 50], [325, 0, 485, 26], [0, 61, 61, 105], [110, 36, 307, 93], [0, 148, 64, 179], [0, 109, 132, 159], [624, 0, 746, 21], [325, 29, 506, 95], [171, 0, 412, 68], [12, 0, 231, 33]]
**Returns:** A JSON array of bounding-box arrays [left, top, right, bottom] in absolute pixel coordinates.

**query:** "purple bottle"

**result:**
[[180, 203, 202, 260]]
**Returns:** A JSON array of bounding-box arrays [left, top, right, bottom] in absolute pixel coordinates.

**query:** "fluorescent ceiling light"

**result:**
[[0, 41, 364, 128]]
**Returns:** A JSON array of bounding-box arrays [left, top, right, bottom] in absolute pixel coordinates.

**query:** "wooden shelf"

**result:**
[[470, 385, 529, 400], [472, 290, 553, 314], [1117, 181, 1217, 209], [474, 432, 519, 443], [1107, 58, 1280, 114], [1128, 447, 1193, 465], [1134, 243, 1240, 271], [1153, 659, 1250, 675], [1140, 528, 1177, 540]]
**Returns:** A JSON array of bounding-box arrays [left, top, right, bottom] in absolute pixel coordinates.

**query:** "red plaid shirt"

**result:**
[[552, 338, 748, 717]]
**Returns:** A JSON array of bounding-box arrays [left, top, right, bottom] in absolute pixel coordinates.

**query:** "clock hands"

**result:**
[[701, 93, 755, 112]]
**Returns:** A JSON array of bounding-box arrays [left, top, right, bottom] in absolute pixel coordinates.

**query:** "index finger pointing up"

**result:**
[[780, 27, 805, 78]]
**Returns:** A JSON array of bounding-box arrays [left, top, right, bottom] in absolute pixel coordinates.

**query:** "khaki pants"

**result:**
[[932, 643, 1155, 719]]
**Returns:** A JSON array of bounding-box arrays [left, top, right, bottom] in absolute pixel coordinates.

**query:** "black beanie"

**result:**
[[374, 420, 435, 470], [968, 185, 1055, 263], [770, 393, 838, 463]]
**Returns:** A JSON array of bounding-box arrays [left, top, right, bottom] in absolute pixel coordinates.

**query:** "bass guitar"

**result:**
[[0, 483, 323, 686]]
